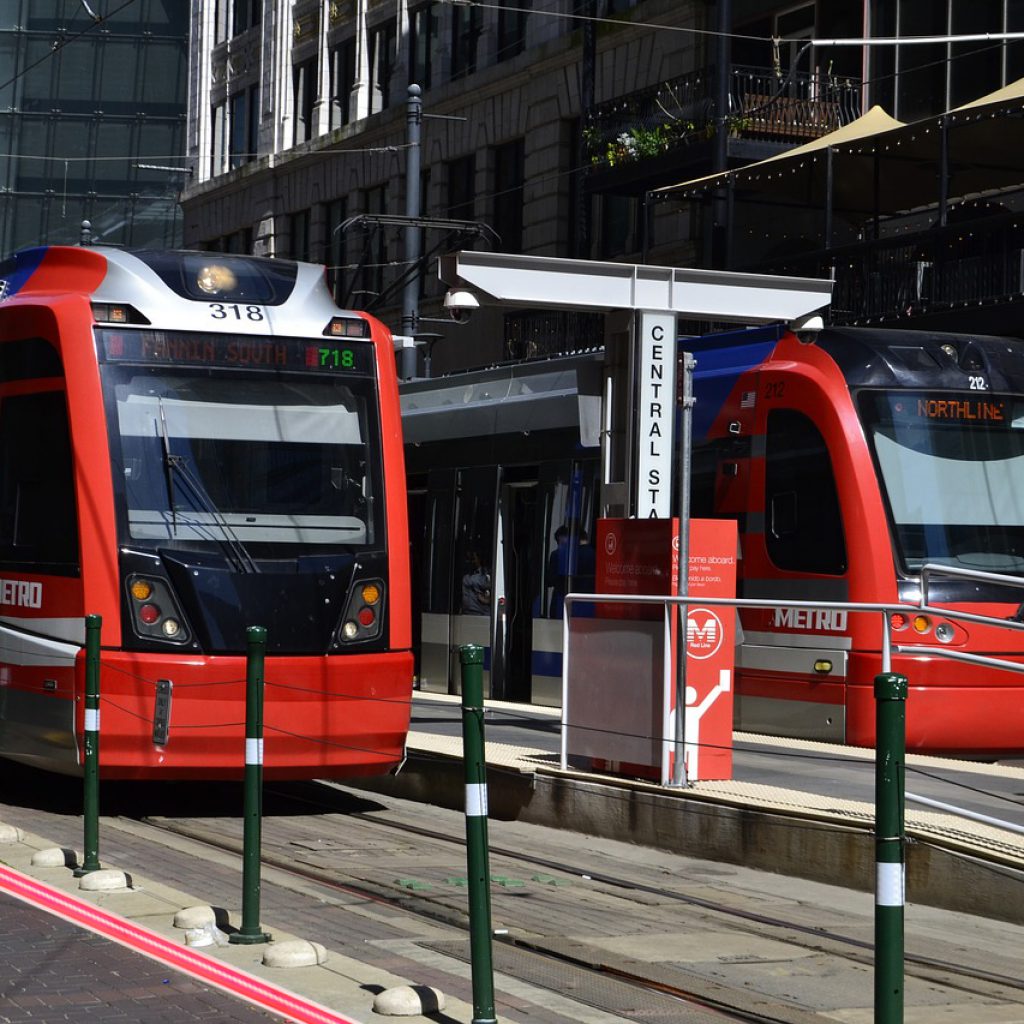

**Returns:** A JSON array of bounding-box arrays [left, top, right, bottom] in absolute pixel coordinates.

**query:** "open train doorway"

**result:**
[[495, 473, 540, 703]]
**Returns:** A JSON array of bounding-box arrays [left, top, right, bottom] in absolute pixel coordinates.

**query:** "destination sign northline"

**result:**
[[915, 398, 1005, 422]]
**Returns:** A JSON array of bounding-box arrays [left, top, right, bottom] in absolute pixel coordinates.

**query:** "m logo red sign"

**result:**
[[686, 608, 724, 660]]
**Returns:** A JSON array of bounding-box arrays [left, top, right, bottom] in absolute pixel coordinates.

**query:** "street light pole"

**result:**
[[401, 84, 422, 380]]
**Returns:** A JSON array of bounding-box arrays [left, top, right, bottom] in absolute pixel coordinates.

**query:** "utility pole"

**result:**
[[710, 0, 732, 268], [401, 84, 422, 380]]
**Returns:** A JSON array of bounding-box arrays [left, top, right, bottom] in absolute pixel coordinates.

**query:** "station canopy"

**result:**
[[655, 78, 1024, 222]]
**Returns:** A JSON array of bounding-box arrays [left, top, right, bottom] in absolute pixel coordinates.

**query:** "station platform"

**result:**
[[383, 692, 1024, 924], [0, 690, 1021, 1024]]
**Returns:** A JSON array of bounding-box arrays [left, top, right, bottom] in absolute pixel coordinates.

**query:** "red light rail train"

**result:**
[[690, 323, 1024, 756], [0, 245, 411, 779]]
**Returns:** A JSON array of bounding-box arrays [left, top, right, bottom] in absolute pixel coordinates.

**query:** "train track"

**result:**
[[129, 779, 1024, 1024]]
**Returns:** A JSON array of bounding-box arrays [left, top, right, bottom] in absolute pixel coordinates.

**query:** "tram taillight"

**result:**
[[892, 611, 959, 645], [323, 316, 369, 338], [91, 302, 149, 325], [126, 575, 191, 646], [337, 578, 384, 644]]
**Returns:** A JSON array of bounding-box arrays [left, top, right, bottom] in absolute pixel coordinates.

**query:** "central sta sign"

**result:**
[[635, 311, 677, 519]]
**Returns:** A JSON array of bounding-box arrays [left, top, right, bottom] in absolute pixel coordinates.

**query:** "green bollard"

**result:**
[[460, 645, 497, 1024], [230, 626, 270, 945], [75, 614, 102, 877], [874, 673, 908, 1024]]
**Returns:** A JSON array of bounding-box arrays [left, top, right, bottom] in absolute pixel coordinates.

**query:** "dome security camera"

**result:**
[[443, 287, 480, 324]]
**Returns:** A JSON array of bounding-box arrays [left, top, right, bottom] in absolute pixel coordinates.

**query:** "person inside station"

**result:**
[[546, 520, 595, 618], [461, 550, 492, 615]]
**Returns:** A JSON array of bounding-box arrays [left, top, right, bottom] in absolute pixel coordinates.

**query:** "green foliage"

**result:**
[[587, 120, 695, 168]]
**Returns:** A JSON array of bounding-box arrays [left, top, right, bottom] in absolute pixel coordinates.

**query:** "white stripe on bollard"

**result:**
[[84, 708, 100, 732], [876, 862, 905, 906], [465, 783, 488, 817], [245, 738, 263, 765]]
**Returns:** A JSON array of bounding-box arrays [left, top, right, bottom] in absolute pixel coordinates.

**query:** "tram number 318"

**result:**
[[209, 303, 265, 321]]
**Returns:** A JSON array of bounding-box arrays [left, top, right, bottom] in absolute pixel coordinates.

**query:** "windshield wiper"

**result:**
[[157, 400, 178, 535], [157, 398, 259, 575]]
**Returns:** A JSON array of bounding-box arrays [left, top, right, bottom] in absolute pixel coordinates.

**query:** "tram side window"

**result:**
[[764, 409, 846, 575], [0, 392, 79, 572]]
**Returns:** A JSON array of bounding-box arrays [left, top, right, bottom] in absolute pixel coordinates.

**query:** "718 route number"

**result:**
[[209, 303, 265, 321]]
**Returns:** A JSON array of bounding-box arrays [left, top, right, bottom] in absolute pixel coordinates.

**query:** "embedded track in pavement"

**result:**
[[133, 778, 1024, 1024]]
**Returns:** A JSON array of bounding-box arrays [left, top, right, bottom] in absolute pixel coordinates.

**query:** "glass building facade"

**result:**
[[0, 0, 187, 254]]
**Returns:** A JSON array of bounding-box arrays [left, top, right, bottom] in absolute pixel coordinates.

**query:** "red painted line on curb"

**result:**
[[0, 864, 363, 1024]]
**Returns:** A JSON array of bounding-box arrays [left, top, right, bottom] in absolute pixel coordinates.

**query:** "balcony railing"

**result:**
[[831, 246, 1024, 323], [585, 65, 862, 168]]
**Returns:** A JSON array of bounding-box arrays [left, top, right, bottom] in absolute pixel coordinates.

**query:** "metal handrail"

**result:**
[[560, 591, 1024, 784], [918, 560, 1024, 607]]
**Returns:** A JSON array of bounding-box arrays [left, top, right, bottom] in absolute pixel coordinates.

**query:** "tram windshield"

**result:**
[[859, 390, 1024, 574], [98, 330, 383, 558]]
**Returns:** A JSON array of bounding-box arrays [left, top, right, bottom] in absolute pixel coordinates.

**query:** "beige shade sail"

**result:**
[[656, 79, 1024, 222]]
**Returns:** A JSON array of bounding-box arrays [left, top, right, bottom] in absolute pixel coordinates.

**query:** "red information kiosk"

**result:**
[[565, 517, 736, 782]]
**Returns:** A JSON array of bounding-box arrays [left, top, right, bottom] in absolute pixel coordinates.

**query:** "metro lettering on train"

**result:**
[[0, 245, 412, 779]]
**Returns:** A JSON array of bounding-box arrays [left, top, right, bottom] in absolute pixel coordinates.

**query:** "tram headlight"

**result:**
[[935, 623, 955, 643], [195, 263, 237, 295], [342, 621, 360, 640]]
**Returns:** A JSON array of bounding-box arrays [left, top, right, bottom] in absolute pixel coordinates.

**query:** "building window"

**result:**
[[598, 194, 637, 259], [229, 85, 259, 168], [213, 0, 230, 44], [446, 155, 475, 222], [329, 38, 357, 129], [369, 19, 396, 114], [293, 59, 317, 145], [323, 197, 347, 305], [497, 1, 528, 61], [232, 0, 261, 37], [289, 210, 310, 262], [229, 90, 247, 168], [410, 4, 437, 90], [492, 139, 524, 251], [451, 4, 480, 80]]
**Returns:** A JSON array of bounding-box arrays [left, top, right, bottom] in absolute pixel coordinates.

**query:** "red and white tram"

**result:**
[[0, 245, 411, 779]]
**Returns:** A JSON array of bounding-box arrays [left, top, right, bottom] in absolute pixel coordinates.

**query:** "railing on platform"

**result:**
[[561, 563, 1024, 782]]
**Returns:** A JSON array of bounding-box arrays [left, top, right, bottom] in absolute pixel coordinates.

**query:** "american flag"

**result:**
[[739, 390, 756, 409]]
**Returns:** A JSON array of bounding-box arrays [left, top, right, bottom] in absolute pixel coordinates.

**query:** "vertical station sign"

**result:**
[[635, 311, 677, 519]]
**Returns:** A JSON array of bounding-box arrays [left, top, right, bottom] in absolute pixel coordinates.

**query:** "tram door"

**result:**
[[417, 461, 598, 702], [417, 468, 455, 694], [493, 472, 540, 703]]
